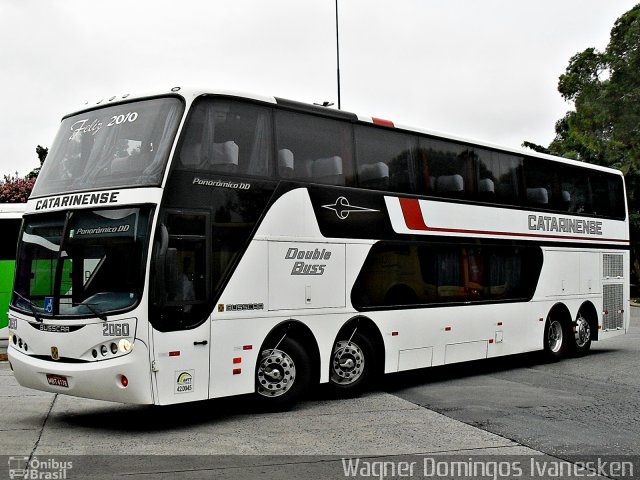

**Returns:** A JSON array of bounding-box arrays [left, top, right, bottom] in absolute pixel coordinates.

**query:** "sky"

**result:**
[[1, 0, 639, 177]]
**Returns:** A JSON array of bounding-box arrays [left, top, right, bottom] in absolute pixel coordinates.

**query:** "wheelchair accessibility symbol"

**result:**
[[44, 297, 53, 314]]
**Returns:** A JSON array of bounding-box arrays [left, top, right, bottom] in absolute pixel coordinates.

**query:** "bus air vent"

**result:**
[[603, 254, 623, 278], [603, 283, 624, 331]]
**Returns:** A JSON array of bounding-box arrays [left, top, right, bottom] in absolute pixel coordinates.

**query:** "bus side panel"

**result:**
[[375, 301, 547, 372]]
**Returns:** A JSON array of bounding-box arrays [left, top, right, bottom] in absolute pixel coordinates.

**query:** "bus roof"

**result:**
[[65, 86, 624, 178]]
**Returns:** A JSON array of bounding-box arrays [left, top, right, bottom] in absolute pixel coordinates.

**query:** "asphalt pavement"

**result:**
[[0, 306, 638, 479]]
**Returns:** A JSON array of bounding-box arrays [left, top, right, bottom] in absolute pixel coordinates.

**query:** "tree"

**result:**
[[28, 145, 48, 179], [524, 4, 640, 284], [0, 173, 36, 203], [0, 144, 47, 202]]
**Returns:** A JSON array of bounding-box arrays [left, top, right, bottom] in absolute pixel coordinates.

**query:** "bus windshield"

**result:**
[[31, 97, 183, 198], [11, 207, 152, 318]]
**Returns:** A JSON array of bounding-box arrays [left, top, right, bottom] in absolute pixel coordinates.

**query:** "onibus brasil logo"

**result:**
[[8, 456, 73, 479]]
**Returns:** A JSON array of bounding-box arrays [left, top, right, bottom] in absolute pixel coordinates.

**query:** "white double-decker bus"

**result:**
[[8, 88, 630, 408]]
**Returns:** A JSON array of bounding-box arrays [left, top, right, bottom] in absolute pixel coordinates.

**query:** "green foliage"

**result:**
[[525, 4, 640, 283], [520, 141, 551, 155]]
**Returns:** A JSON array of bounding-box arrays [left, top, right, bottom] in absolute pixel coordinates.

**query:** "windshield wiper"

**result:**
[[73, 301, 108, 321], [12, 291, 43, 323]]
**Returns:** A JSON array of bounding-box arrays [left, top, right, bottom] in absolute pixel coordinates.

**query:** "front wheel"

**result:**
[[255, 337, 310, 410], [543, 317, 571, 360], [329, 331, 375, 397]]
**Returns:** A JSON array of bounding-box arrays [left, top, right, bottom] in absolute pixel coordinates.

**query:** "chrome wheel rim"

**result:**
[[330, 340, 365, 385], [257, 349, 296, 397], [547, 320, 563, 353], [575, 315, 591, 348]]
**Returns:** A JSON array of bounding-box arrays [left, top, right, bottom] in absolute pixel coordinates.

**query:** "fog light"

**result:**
[[92, 349, 98, 358], [110, 343, 118, 354], [12, 334, 17, 345], [100, 345, 108, 356], [120, 375, 129, 387], [118, 339, 133, 353]]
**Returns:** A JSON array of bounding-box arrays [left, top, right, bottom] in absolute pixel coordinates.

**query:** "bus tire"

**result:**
[[328, 331, 375, 397], [543, 316, 572, 360], [573, 312, 592, 356], [255, 337, 310, 410]]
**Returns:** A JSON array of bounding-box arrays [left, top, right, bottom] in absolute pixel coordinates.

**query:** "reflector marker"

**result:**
[[444, 326, 452, 331], [243, 345, 253, 351], [372, 117, 394, 127], [233, 368, 242, 375], [169, 351, 180, 357], [233, 357, 242, 364]]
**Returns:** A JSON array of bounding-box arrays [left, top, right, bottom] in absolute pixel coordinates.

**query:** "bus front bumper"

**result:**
[[8, 341, 153, 404]]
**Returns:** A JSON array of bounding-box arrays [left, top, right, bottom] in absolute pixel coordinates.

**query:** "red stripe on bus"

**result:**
[[399, 198, 428, 230]]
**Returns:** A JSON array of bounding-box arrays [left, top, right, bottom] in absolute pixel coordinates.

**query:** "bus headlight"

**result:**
[[118, 339, 133, 353]]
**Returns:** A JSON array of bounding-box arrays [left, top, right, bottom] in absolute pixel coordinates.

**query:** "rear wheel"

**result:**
[[329, 331, 375, 397], [574, 312, 592, 355], [544, 317, 571, 360], [255, 337, 310, 410]]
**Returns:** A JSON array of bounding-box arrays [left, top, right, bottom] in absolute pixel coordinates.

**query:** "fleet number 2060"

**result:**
[[103, 323, 130, 337]]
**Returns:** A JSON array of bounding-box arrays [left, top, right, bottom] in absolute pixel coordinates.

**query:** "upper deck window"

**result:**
[[354, 126, 418, 193], [32, 97, 184, 198], [275, 110, 354, 185], [176, 99, 273, 177]]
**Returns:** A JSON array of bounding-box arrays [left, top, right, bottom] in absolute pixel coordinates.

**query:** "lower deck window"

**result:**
[[351, 241, 542, 309]]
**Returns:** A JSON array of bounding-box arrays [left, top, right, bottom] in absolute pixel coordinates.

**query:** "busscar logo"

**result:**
[[50, 346, 60, 361], [39, 324, 70, 333], [224, 303, 264, 312], [322, 196, 378, 220], [175, 370, 194, 394], [285, 247, 331, 275]]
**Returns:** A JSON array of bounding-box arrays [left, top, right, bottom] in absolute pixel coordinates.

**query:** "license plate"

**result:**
[[46, 374, 69, 388]]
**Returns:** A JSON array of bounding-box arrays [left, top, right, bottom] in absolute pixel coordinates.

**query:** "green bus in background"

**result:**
[[0, 204, 25, 339]]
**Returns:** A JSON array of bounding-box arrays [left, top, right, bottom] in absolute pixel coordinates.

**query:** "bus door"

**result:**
[[151, 211, 211, 404]]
